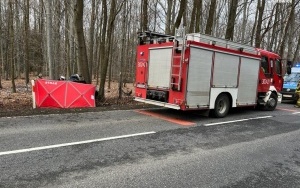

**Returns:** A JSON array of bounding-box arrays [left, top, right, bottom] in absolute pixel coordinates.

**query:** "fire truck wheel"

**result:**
[[265, 93, 277, 111], [212, 94, 230, 118]]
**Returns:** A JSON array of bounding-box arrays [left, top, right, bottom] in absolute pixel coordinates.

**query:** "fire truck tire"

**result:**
[[211, 94, 230, 118], [264, 93, 277, 111]]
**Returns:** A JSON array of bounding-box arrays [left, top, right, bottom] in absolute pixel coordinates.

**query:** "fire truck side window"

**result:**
[[275, 59, 282, 75], [261, 56, 269, 74]]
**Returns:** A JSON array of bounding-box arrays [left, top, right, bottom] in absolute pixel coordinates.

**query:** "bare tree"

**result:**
[[97, 0, 108, 100], [141, 0, 148, 31], [0, 1, 3, 89], [205, 0, 216, 35], [89, 0, 96, 77], [8, 0, 16, 92], [74, 0, 91, 84], [24, 0, 29, 86], [172, 0, 187, 35], [119, 1, 127, 99], [254, 0, 265, 48], [98, 0, 124, 99], [45, 0, 54, 79], [293, 34, 300, 63], [278, 0, 298, 58], [194, 0, 202, 33], [225, 0, 238, 40], [165, 0, 173, 34]]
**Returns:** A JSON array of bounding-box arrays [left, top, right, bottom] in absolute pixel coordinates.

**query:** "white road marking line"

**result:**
[[204, 116, 273, 126], [292, 112, 300, 114], [0, 131, 156, 157]]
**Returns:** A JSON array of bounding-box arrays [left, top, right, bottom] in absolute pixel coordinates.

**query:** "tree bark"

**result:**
[[250, 0, 259, 46], [97, 0, 108, 100], [254, 0, 265, 48], [278, 0, 297, 58], [189, 0, 197, 33], [165, 0, 172, 34], [141, 0, 148, 31], [194, 0, 202, 33], [119, 1, 127, 99], [15, 0, 21, 78], [225, 0, 238, 40], [241, 0, 248, 43], [172, 0, 187, 35], [74, 0, 91, 83], [8, 0, 16, 93], [293, 35, 300, 63], [205, 0, 216, 35], [89, 0, 96, 77], [64, 0, 71, 78], [287, 1, 295, 61], [0, 1, 2, 89], [45, 0, 54, 79], [270, 3, 280, 52], [24, 0, 30, 86]]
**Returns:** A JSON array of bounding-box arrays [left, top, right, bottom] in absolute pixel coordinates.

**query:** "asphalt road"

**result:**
[[0, 101, 300, 188]]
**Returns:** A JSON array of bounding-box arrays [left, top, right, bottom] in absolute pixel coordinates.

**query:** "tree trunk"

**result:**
[[250, 0, 259, 46], [24, 0, 30, 86], [172, 0, 187, 35], [189, 0, 197, 33], [165, 0, 172, 34], [287, 1, 295, 62], [254, 0, 265, 48], [98, 0, 108, 100], [64, 0, 70, 78], [53, 1, 61, 79], [205, 0, 216, 35], [141, 0, 148, 31], [241, 0, 248, 43], [119, 1, 127, 99], [0, 1, 3, 89], [45, 0, 54, 79], [293, 35, 300, 63], [8, 0, 16, 93], [89, 0, 96, 78], [194, 0, 202, 33], [225, 0, 238, 40], [270, 3, 280, 52], [74, 0, 91, 84], [278, 0, 297, 58], [15, 0, 21, 78], [38, 0, 44, 76]]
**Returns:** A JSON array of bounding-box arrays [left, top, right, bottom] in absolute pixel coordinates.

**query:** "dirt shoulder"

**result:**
[[0, 79, 150, 118], [0, 101, 152, 118]]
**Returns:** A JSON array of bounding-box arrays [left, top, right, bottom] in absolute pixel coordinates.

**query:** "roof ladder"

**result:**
[[171, 27, 186, 91]]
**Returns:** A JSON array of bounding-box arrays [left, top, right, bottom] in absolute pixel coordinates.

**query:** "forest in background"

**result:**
[[0, 0, 299, 100]]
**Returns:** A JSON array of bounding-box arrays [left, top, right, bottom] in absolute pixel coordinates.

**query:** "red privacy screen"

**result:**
[[32, 79, 96, 108]]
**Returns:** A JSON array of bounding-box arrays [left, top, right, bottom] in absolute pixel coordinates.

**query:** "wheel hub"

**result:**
[[268, 97, 276, 107]]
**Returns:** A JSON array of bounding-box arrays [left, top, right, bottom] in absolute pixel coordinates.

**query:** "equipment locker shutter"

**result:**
[[186, 47, 213, 107], [213, 52, 239, 87], [148, 48, 172, 88], [237, 57, 260, 104]]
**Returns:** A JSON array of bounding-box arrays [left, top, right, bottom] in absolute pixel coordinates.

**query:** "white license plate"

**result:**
[[283, 94, 292, 98]]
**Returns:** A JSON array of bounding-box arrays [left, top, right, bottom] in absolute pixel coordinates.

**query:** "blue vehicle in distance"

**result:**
[[282, 64, 300, 101]]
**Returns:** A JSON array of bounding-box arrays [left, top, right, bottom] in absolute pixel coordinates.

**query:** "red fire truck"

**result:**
[[134, 29, 283, 117]]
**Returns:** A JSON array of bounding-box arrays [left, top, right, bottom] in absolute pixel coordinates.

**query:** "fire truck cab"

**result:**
[[134, 29, 283, 117]]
